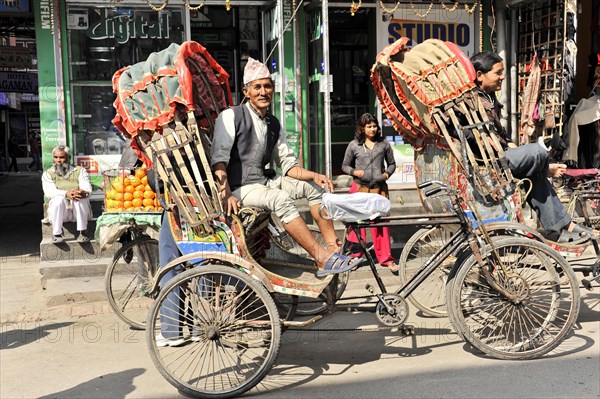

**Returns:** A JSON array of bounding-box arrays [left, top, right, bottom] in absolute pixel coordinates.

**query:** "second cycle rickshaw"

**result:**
[[109, 39, 581, 398]]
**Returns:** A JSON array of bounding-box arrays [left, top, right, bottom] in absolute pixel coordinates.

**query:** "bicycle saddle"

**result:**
[[563, 169, 599, 179], [320, 192, 391, 222]]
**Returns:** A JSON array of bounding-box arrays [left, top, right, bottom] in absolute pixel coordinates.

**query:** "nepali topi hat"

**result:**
[[243, 57, 271, 85]]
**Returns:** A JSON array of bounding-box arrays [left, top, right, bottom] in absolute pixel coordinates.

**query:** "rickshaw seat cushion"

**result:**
[[563, 169, 599, 179], [321, 193, 391, 222]]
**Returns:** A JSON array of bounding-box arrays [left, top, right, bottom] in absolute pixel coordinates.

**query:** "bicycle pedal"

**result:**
[[401, 325, 415, 335], [124, 249, 134, 264]]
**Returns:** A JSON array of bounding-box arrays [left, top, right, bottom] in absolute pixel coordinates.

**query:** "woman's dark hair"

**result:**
[[355, 113, 382, 144], [470, 51, 503, 74]]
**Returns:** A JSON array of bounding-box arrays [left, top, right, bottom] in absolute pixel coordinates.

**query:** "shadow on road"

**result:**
[[0, 322, 74, 350], [38, 368, 146, 399], [255, 315, 459, 395]]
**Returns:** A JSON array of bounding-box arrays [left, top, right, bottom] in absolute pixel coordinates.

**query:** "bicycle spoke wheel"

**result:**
[[105, 237, 158, 330], [147, 265, 281, 399], [447, 237, 580, 360], [273, 271, 347, 318], [399, 226, 457, 317]]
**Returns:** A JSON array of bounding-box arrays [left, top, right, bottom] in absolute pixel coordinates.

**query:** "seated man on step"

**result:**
[[42, 145, 92, 244], [211, 58, 364, 276]]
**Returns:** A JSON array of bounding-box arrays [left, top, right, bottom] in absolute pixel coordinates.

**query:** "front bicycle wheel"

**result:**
[[399, 226, 457, 317], [147, 264, 281, 399], [446, 237, 580, 360], [274, 271, 349, 318], [105, 237, 158, 330]]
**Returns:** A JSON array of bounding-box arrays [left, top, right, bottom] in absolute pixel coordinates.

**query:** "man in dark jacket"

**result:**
[[471, 51, 596, 242]]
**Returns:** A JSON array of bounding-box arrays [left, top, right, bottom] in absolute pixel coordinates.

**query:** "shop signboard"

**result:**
[[388, 143, 415, 185], [86, 8, 172, 44], [0, 72, 38, 93], [0, 0, 29, 13], [75, 154, 121, 190], [35, 0, 67, 171], [0, 46, 34, 68], [376, 5, 476, 57]]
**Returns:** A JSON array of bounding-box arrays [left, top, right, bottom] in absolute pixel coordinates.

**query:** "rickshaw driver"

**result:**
[[471, 51, 598, 243], [211, 58, 365, 276]]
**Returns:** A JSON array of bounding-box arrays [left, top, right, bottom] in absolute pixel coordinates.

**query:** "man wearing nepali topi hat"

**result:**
[[211, 58, 364, 276]]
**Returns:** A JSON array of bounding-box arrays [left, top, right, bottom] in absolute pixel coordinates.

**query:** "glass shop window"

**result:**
[[67, 6, 185, 157]]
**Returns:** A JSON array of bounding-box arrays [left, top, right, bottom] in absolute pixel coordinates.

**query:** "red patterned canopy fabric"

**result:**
[[112, 41, 233, 139], [371, 38, 476, 149]]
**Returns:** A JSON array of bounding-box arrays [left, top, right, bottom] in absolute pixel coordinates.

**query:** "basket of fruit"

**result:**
[[102, 168, 163, 213]]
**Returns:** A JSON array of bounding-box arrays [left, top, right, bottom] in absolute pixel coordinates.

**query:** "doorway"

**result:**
[[307, 6, 376, 175]]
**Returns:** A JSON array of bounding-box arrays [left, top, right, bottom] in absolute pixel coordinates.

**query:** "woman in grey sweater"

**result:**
[[341, 113, 398, 273]]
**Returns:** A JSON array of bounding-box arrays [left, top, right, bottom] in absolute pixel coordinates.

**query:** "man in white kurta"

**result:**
[[42, 146, 92, 243]]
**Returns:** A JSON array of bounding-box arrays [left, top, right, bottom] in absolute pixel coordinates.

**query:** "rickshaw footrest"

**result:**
[[282, 315, 323, 328]]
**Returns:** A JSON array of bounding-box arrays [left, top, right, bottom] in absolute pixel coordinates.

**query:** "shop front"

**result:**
[[34, 0, 280, 189], [310, 1, 479, 182], [33, 0, 486, 190]]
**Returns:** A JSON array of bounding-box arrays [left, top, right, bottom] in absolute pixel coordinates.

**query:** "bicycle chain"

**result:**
[[285, 294, 415, 333]]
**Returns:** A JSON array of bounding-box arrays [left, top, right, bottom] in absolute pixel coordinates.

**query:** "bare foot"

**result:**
[[326, 239, 342, 254], [548, 163, 567, 178]]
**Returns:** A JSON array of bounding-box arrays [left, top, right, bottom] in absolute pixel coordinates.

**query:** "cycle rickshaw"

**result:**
[[111, 40, 580, 398]]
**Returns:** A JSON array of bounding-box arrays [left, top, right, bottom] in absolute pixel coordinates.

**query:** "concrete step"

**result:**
[[40, 255, 113, 286], [41, 220, 98, 239], [39, 233, 103, 261], [44, 275, 107, 307]]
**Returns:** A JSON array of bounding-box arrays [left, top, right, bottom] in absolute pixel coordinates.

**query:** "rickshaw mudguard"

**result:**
[[162, 206, 334, 299], [546, 239, 593, 258], [150, 250, 274, 294], [150, 250, 334, 299], [483, 221, 545, 242]]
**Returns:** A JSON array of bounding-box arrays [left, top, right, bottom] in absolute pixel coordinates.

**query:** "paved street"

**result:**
[[1, 172, 599, 398], [0, 294, 599, 399]]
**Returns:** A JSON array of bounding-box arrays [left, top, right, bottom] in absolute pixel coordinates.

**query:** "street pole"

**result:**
[[278, 0, 286, 131], [495, 0, 509, 135], [321, 0, 332, 178], [510, 7, 518, 142]]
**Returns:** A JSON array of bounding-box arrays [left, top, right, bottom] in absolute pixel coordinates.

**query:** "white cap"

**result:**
[[243, 57, 271, 85]]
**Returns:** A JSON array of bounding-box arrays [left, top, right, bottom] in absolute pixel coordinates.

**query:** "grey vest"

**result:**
[[227, 105, 280, 190]]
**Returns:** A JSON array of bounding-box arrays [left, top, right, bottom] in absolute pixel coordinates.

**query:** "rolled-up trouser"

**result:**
[[47, 195, 90, 235], [233, 176, 324, 224], [504, 143, 570, 234]]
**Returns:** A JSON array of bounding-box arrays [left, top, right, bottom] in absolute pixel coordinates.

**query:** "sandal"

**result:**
[[343, 241, 374, 255], [317, 253, 365, 277], [556, 228, 589, 244], [572, 224, 599, 237], [383, 262, 399, 275]]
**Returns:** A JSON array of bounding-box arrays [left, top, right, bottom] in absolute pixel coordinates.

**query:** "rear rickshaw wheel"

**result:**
[[446, 237, 580, 360], [146, 264, 281, 399]]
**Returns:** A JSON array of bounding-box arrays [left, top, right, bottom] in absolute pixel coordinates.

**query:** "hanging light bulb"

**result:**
[[225, 0, 231, 11], [350, 0, 362, 16]]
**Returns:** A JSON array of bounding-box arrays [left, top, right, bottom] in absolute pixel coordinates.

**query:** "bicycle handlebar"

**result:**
[[417, 180, 447, 190]]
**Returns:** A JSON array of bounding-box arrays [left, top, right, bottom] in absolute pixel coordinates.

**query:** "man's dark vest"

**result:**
[[227, 105, 280, 190]]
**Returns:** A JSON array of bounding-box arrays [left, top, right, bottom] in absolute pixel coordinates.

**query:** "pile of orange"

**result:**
[[104, 168, 163, 212]]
